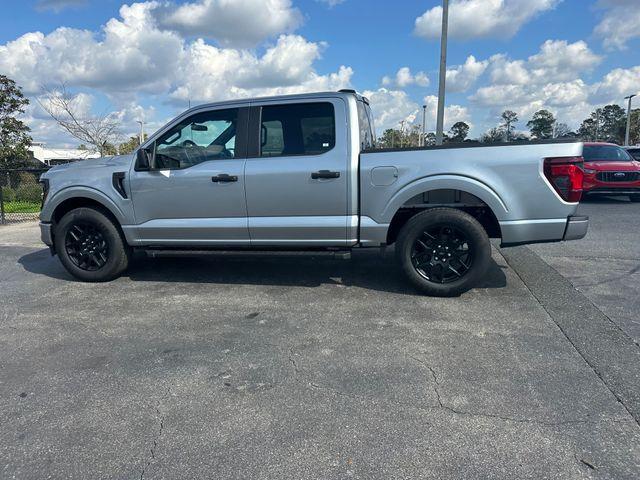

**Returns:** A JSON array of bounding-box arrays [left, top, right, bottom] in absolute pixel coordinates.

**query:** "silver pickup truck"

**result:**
[[39, 90, 588, 296]]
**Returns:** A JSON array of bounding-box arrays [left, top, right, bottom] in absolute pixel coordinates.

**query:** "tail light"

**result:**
[[543, 156, 584, 203]]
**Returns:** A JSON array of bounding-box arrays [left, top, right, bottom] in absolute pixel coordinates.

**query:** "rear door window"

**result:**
[[260, 103, 335, 157]]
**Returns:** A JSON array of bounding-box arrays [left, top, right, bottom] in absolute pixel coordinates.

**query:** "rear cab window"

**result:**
[[356, 99, 375, 150], [260, 102, 335, 157]]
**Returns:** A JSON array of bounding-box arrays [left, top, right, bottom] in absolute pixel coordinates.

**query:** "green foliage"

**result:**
[[3, 201, 40, 214], [527, 110, 556, 139], [578, 104, 627, 144], [500, 110, 518, 141], [0, 75, 32, 169], [480, 127, 506, 143], [118, 134, 148, 154], [448, 122, 469, 142]]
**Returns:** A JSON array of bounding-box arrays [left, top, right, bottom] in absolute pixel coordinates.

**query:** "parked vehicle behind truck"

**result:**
[[39, 90, 588, 296], [582, 142, 640, 202]]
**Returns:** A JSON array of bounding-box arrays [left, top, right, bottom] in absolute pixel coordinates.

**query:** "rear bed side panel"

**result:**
[[359, 141, 583, 245]]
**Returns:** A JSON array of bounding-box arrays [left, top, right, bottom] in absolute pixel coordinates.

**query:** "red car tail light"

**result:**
[[543, 156, 584, 203]]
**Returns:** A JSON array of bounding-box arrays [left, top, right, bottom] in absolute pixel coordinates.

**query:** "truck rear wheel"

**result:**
[[395, 208, 491, 297], [54, 207, 129, 282]]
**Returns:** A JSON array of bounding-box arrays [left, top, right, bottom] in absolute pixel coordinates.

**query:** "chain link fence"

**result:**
[[0, 168, 50, 224]]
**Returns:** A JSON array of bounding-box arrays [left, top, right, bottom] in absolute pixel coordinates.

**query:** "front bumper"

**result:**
[[563, 215, 588, 241], [39, 221, 53, 246]]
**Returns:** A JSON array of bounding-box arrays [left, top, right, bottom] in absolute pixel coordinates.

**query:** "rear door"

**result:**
[[244, 99, 350, 246]]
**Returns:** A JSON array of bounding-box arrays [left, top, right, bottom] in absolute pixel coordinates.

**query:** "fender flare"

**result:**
[[380, 174, 509, 224], [41, 186, 127, 224]]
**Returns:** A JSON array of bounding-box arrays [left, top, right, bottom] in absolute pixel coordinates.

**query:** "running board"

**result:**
[[144, 249, 352, 260]]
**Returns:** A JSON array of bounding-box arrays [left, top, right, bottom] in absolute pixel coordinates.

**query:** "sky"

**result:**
[[0, 0, 639, 147]]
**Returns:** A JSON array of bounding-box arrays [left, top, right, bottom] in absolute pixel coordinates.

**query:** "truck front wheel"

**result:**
[[54, 207, 130, 282], [395, 208, 491, 297]]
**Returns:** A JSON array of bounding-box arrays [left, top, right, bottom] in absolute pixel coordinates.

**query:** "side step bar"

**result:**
[[144, 249, 352, 260]]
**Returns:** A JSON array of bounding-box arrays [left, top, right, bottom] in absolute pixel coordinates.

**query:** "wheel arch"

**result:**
[[383, 179, 506, 246]]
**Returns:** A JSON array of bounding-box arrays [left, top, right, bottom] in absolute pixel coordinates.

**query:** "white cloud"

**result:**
[[381, 67, 429, 88], [361, 88, 470, 133], [591, 66, 640, 102], [446, 55, 488, 92], [0, 2, 350, 103], [594, 0, 640, 50], [527, 40, 601, 82], [316, 0, 346, 6], [362, 88, 420, 132], [158, 0, 302, 48], [414, 0, 560, 40]]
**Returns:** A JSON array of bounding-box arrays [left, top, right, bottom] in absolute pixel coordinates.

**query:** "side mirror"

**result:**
[[135, 147, 152, 171]]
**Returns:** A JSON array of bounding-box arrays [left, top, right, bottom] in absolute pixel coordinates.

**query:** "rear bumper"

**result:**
[[563, 215, 588, 241], [500, 215, 588, 246]]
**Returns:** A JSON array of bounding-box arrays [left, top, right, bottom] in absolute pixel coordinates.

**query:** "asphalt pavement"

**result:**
[[1, 204, 639, 479]]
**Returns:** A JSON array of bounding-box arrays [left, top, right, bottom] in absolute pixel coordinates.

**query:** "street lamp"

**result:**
[[422, 105, 427, 146], [435, 0, 449, 146], [136, 120, 145, 146], [624, 94, 637, 146]]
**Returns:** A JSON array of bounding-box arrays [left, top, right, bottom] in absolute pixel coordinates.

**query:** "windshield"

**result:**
[[583, 145, 633, 162], [626, 148, 640, 160]]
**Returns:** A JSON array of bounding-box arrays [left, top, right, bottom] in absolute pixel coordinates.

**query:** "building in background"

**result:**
[[28, 142, 100, 166]]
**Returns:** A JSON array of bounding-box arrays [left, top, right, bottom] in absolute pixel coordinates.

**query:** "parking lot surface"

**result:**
[[1, 202, 640, 479]]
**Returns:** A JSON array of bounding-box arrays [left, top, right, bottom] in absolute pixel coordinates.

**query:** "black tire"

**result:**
[[395, 208, 491, 297], [629, 194, 640, 202], [54, 207, 130, 282]]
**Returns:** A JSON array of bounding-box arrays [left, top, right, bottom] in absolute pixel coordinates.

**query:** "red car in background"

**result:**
[[582, 142, 640, 202]]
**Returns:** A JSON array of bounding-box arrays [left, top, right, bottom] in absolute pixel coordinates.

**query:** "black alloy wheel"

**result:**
[[410, 224, 473, 284], [54, 207, 130, 282], [395, 208, 491, 296], [64, 222, 109, 271]]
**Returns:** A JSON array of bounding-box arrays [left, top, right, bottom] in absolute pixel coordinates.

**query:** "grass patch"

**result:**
[[3, 201, 41, 214]]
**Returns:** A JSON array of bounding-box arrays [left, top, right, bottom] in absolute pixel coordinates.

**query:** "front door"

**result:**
[[129, 106, 250, 246], [244, 99, 350, 246]]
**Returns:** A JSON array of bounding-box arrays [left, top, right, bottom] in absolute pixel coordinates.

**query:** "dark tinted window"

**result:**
[[357, 100, 375, 150], [155, 108, 238, 169], [627, 148, 640, 160], [583, 145, 632, 162], [260, 103, 335, 157]]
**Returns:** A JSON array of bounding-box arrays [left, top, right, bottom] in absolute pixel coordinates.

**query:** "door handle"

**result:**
[[311, 170, 340, 179], [212, 174, 238, 183]]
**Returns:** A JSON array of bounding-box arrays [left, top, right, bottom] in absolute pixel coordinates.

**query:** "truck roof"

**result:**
[[183, 90, 366, 114]]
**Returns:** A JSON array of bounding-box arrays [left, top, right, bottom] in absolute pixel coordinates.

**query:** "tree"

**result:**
[[118, 134, 148, 154], [527, 110, 556, 139], [554, 122, 574, 138], [39, 83, 120, 156], [0, 75, 32, 169], [577, 104, 627, 143], [448, 121, 469, 142], [480, 127, 506, 143], [500, 110, 518, 141], [628, 108, 640, 145]]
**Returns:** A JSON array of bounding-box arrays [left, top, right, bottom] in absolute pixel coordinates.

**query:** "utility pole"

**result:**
[[435, 0, 449, 146], [136, 120, 145, 146], [624, 94, 637, 146], [422, 105, 427, 146]]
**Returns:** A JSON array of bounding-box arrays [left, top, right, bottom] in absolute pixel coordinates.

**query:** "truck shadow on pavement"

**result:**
[[19, 248, 507, 296]]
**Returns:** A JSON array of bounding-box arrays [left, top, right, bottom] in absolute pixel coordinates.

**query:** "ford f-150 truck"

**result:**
[[38, 90, 588, 296]]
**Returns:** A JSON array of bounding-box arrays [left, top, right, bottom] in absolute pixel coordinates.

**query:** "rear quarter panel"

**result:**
[[360, 142, 583, 243]]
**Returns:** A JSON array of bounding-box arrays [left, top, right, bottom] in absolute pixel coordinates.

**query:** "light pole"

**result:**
[[422, 105, 427, 146], [136, 120, 145, 146], [624, 94, 637, 146], [435, 0, 449, 146]]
